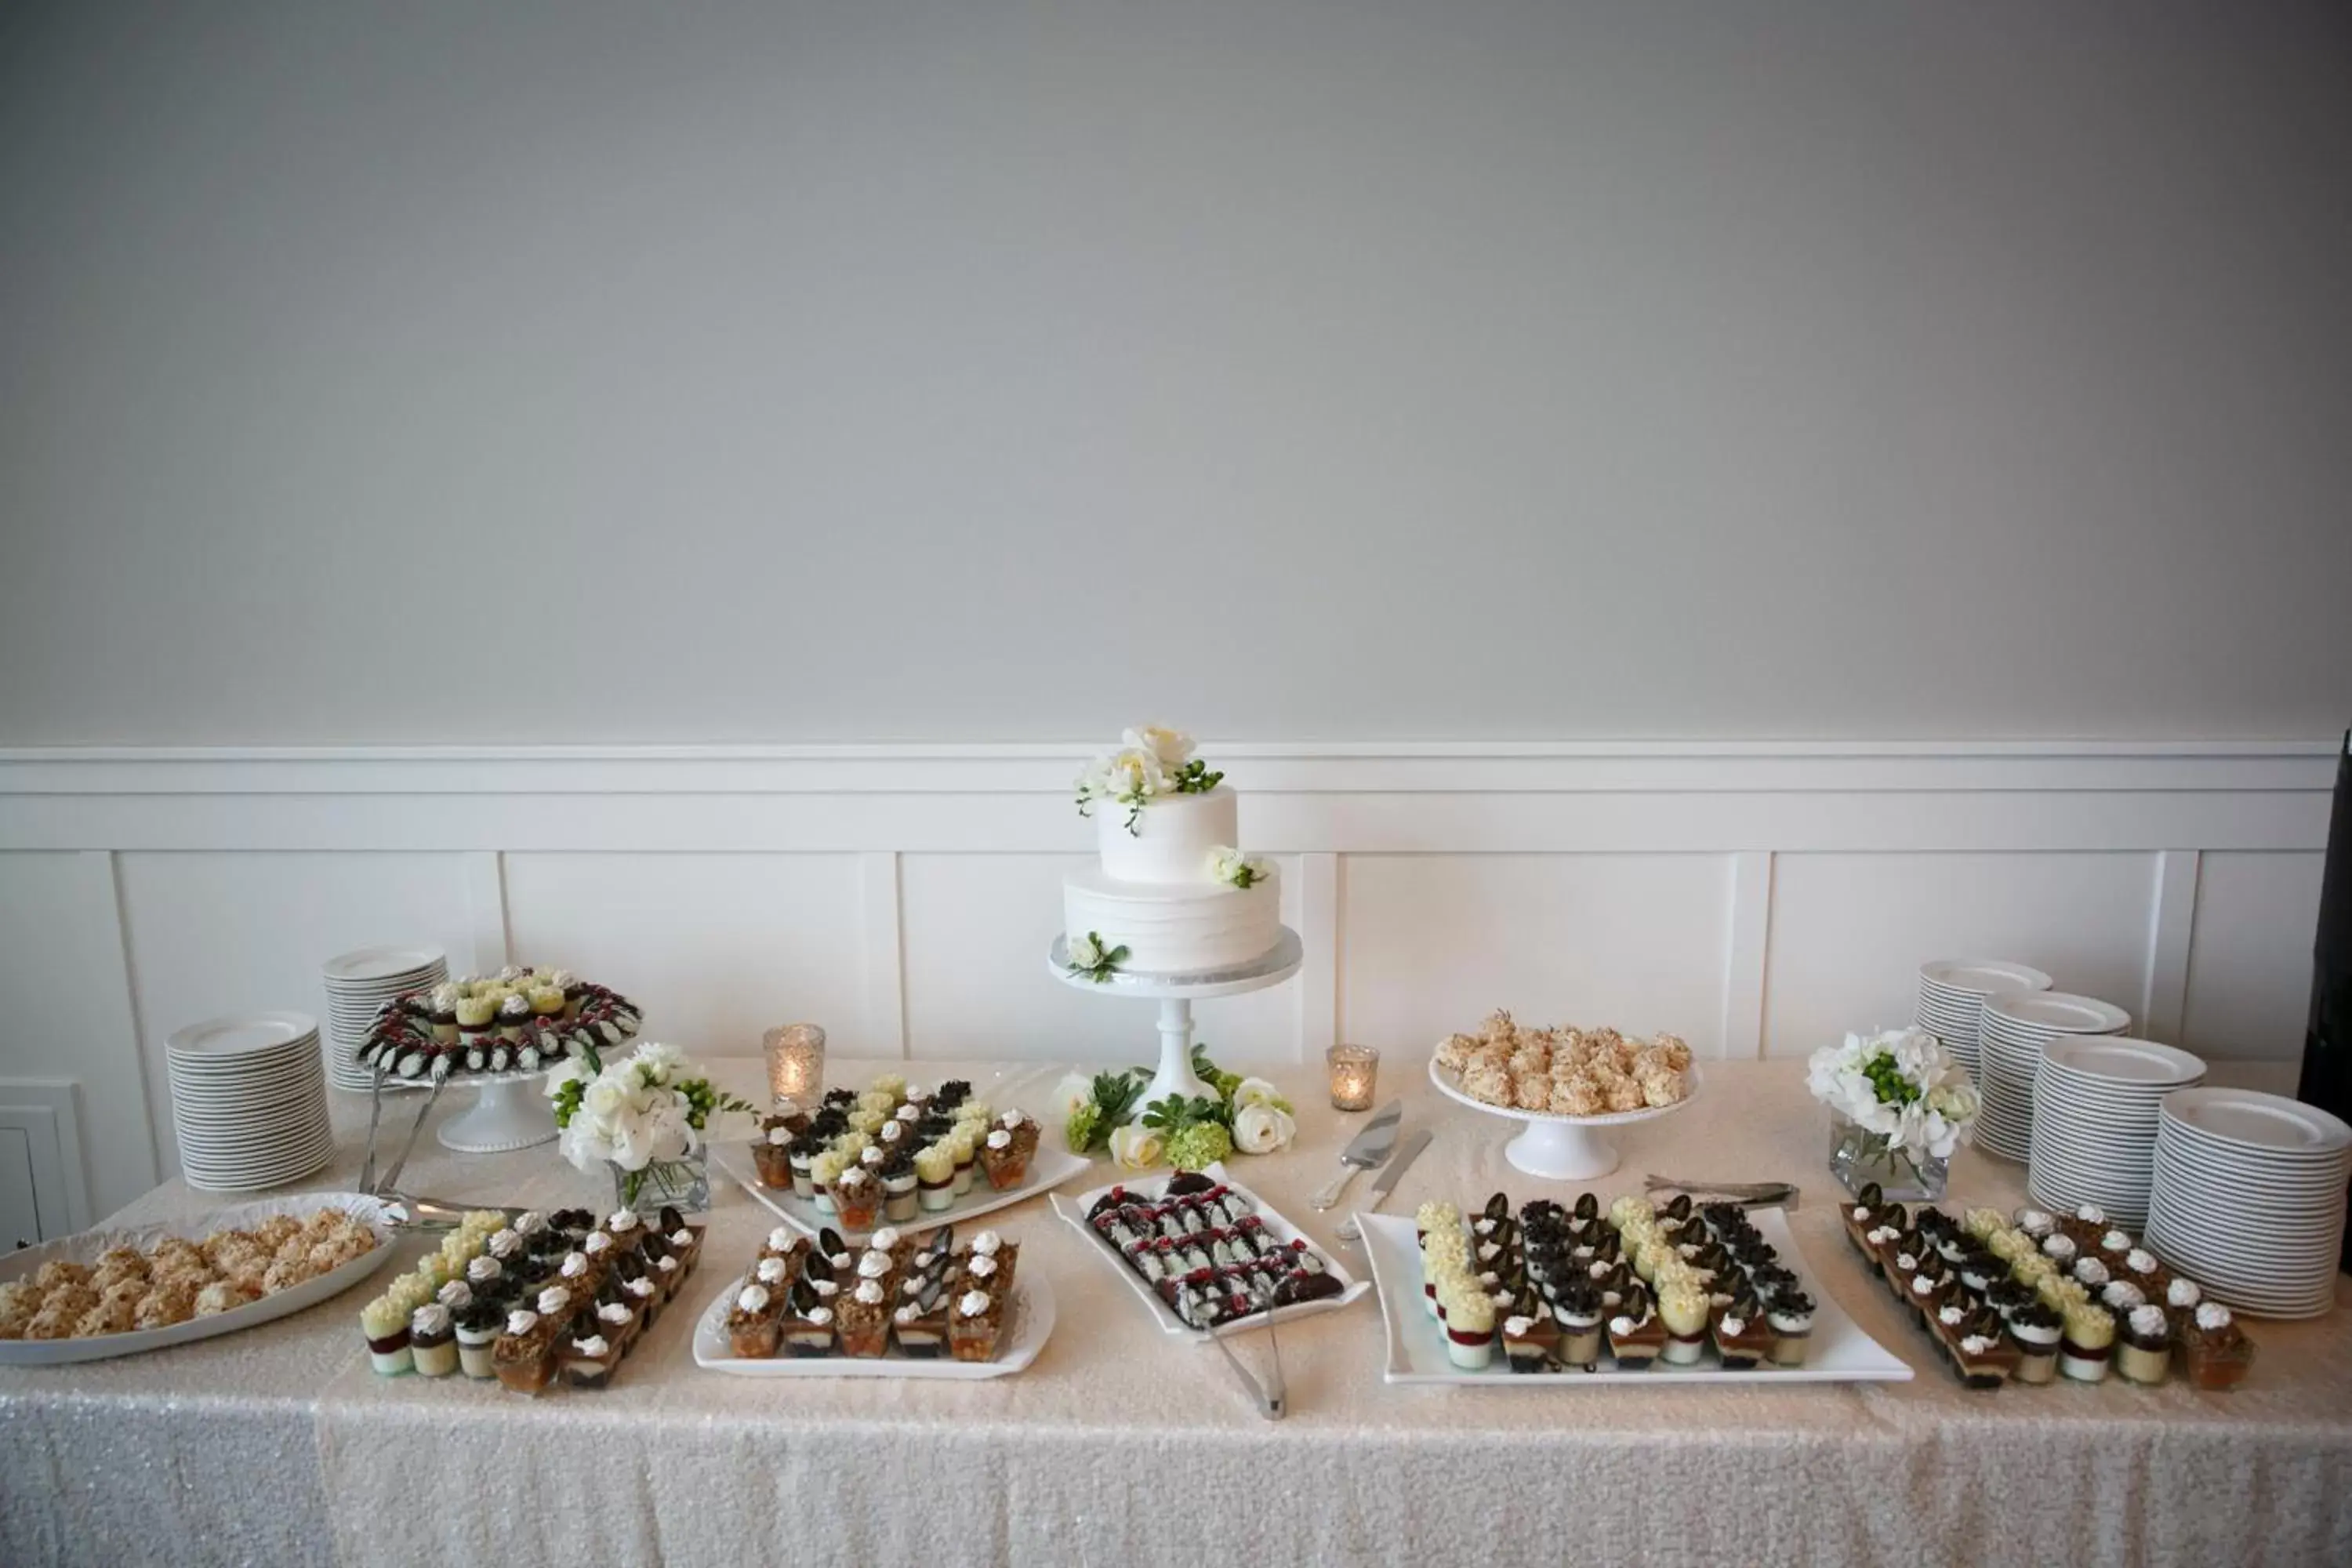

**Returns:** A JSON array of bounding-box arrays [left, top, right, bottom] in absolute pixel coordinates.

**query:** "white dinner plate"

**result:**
[[2041, 1036, 2205, 1087], [165, 1011, 322, 1060], [1922, 960, 2054, 996], [2160, 1090, 2352, 1156], [1053, 1163, 1368, 1339], [1356, 1207, 1912, 1385], [0, 1192, 394, 1364], [689, 1267, 1054, 1380], [322, 946, 447, 984], [1982, 993, 2132, 1035]]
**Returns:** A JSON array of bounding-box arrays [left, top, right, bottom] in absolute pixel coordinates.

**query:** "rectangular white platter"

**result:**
[[1051, 1163, 1369, 1339], [0, 1191, 399, 1367], [689, 1269, 1054, 1381], [713, 1063, 1090, 1243], [1356, 1206, 1914, 1385]]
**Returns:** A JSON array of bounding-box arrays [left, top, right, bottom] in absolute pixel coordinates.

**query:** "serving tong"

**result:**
[[1642, 1174, 1799, 1210], [356, 1055, 452, 1198], [1207, 1308, 1285, 1420]]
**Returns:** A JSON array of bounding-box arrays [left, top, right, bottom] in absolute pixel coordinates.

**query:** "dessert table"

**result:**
[[5, 1058, 2349, 1568]]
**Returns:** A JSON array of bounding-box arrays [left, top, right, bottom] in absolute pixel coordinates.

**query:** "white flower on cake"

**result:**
[[1231, 1102, 1297, 1155], [1109, 1123, 1165, 1171], [1065, 931, 1130, 984], [1122, 725, 1195, 768], [1208, 846, 1269, 890]]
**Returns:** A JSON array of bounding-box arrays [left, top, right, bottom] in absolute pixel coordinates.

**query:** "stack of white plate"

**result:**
[[1915, 959, 2053, 1083], [1976, 991, 2132, 1163], [2147, 1088, 2350, 1319], [166, 1011, 336, 1192], [321, 945, 447, 1092], [2026, 1036, 2206, 1227]]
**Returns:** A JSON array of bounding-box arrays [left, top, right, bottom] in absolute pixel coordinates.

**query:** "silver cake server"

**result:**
[[1309, 1099, 1403, 1211]]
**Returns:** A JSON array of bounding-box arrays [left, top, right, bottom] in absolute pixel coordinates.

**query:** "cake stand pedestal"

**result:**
[[1047, 929, 1304, 1108], [436, 1074, 558, 1152], [1427, 1056, 1703, 1181]]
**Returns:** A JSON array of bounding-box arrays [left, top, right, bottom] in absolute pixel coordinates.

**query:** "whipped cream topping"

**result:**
[[466, 1257, 503, 1284], [1849, 1204, 1871, 1221], [757, 1258, 788, 1285], [804, 1306, 833, 1327], [869, 1227, 902, 1250], [854, 1279, 884, 1305], [736, 1285, 770, 1313], [561, 1254, 590, 1279], [657, 1255, 679, 1273], [958, 1290, 991, 1319], [536, 1286, 570, 1316], [966, 1255, 998, 1280], [513, 1211, 546, 1236], [437, 1280, 472, 1309], [486, 1230, 522, 1259], [2102, 1281, 2145, 1311], [624, 1277, 655, 1299], [811, 1279, 837, 1298], [2016, 1208, 2054, 1235], [856, 1251, 891, 1280], [2075, 1204, 2105, 1224], [607, 1210, 641, 1234], [2102, 1229, 2132, 1253], [2041, 1234, 2077, 1262], [411, 1303, 451, 1336], [2125, 1248, 2158, 1275], [985, 1129, 1011, 1149], [2072, 1258, 2110, 1287], [584, 1232, 612, 1255], [768, 1227, 795, 1252], [1939, 1304, 1966, 1326], [1910, 1276, 1935, 1297], [1959, 1334, 1995, 1355], [1503, 1315, 1537, 1338], [2129, 1305, 2169, 1338], [973, 1230, 1005, 1256], [506, 1308, 539, 1335], [571, 1333, 610, 1358], [2168, 1278, 2201, 1308], [2196, 1301, 2233, 1330], [1719, 1314, 1748, 1337], [1866, 1225, 1899, 1245], [1000, 1110, 1024, 1130]]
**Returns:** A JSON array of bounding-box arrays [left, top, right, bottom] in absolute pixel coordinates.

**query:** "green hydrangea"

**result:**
[[1166, 1121, 1233, 1172], [1065, 1103, 1103, 1155]]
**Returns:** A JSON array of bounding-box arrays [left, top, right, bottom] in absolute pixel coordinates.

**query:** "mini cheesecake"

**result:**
[[1550, 1279, 1606, 1370], [2058, 1302, 2116, 1384], [2007, 1302, 2063, 1385], [1765, 1291, 1817, 1367], [1657, 1281, 1710, 1366], [2114, 1304, 2172, 1386]]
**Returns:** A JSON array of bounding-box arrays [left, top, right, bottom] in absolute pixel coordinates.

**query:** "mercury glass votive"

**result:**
[[764, 1023, 826, 1106], [1327, 1044, 1379, 1112]]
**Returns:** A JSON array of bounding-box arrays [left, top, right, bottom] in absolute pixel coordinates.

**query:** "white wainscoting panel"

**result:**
[[1340, 854, 1735, 1056], [1762, 851, 2162, 1059], [114, 851, 481, 1175], [502, 853, 869, 1062], [0, 852, 157, 1218], [898, 854, 1305, 1066], [0, 742, 2335, 1219], [2183, 851, 2325, 1060]]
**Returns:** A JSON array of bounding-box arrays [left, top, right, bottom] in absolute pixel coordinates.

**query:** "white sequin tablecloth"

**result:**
[[5, 1058, 2349, 1568]]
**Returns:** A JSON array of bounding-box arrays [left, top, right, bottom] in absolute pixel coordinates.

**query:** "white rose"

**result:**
[[1232, 1076, 1287, 1111], [1051, 1073, 1094, 1123], [582, 1076, 629, 1121], [1109, 1123, 1166, 1171], [1231, 1103, 1296, 1156], [1069, 932, 1105, 970], [1122, 725, 1195, 768], [1103, 747, 1167, 800], [631, 1040, 687, 1085], [1074, 754, 1115, 802]]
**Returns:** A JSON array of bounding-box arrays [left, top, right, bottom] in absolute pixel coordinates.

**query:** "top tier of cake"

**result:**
[[1096, 786, 1238, 884]]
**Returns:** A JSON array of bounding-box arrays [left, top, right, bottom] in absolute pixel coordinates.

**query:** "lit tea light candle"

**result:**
[[764, 1023, 826, 1105], [1327, 1044, 1378, 1112]]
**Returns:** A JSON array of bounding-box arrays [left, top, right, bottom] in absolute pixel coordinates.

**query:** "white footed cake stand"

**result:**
[[1428, 1056, 1703, 1181], [380, 1067, 559, 1152], [1047, 929, 1304, 1108]]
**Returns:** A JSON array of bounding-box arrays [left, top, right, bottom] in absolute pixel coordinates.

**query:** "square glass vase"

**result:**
[[609, 1149, 711, 1216], [1826, 1110, 1948, 1203]]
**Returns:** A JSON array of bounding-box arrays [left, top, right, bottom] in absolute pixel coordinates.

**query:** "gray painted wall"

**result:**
[[4, 0, 2348, 743]]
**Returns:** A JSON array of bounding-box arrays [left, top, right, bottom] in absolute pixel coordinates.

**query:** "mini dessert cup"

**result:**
[[832, 1167, 885, 1231], [1441, 1287, 1496, 1370], [1949, 1326, 2021, 1389], [455, 1303, 502, 1378], [1552, 1286, 1606, 1370], [1657, 1283, 1709, 1367], [752, 1127, 796, 1189], [491, 1312, 557, 1396], [837, 1276, 893, 1358], [1606, 1287, 1668, 1368], [2180, 1301, 2255, 1391], [1711, 1301, 1774, 1371], [2115, 1305, 2172, 1386], [561, 1331, 617, 1389], [979, 1116, 1039, 1191], [881, 1161, 921, 1224], [621, 1272, 661, 1329], [2058, 1303, 2115, 1384], [726, 1283, 783, 1358], [1501, 1310, 1561, 1373], [1765, 1294, 1817, 1367], [2007, 1305, 2063, 1385], [788, 1144, 818, 1200], [914, 1145, 956, 1212], [409, 1305, 459, 1377], [946, 1287, 1004, 1362], [950, 1138, 978, 1196]]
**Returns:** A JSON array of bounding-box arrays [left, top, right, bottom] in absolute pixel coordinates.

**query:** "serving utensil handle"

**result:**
[[1308, 1162, 1361, 1212]]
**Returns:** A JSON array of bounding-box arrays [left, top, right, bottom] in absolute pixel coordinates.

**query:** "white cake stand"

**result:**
[[1428, 1055, 1703, 1181], [380, 1067, 559, 1152], [1047, 929, 1304, 1108]]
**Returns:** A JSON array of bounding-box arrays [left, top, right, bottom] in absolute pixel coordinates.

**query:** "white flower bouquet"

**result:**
[[1807, 1027, 1980, 1198], [547, 1041, 753, 1209], [1073, 724, 1224, 833]]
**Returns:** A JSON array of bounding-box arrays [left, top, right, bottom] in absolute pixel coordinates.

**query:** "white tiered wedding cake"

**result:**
[[1065, 726, 1280, 978]]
